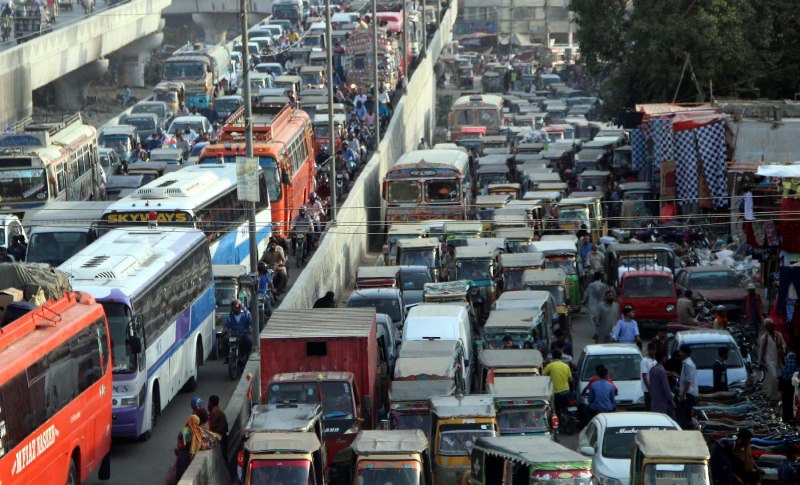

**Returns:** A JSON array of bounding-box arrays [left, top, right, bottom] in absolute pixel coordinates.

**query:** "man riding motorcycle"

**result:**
[[260, 240, 288, 293], [290, 207, 315, 258], [303, 192, 326, 235], [221, 299, 253, 363]]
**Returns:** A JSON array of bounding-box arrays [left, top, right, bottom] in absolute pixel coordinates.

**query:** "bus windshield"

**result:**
[[388, 180, 421, 203], [163, 61, 206, 80], [0, 168, 47, 202], [249, 459, 310, 484], [427, 180, 460, 202], [102, 301, 138, 374]]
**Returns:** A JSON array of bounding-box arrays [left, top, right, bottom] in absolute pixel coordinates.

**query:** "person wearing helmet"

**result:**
[[222, 299, 253, 362], [290, 207, 315, 259], [342, 140, 359, 172], [316, 174, 331, 200], [257, 261, 274, 317], [304, 192, 325, 235]]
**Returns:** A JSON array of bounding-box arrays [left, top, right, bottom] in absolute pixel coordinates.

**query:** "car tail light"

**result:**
[[550, 414, 559, 429]]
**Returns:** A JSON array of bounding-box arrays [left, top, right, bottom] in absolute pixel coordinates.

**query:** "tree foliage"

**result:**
[[571, 0, 800, 114]]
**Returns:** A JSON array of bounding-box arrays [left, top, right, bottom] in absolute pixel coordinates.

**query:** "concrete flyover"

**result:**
[[163, 0, 271, 44], [0, 0, 171, 125]]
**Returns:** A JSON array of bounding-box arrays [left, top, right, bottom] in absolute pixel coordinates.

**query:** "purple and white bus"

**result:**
[[59, 227, 214, 440]]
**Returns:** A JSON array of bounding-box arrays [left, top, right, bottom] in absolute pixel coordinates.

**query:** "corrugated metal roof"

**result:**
[[430, 395, 496, 418], [729, 119, 800, 165], [351, 430, 428, 454], [261, 308, 375, 339]]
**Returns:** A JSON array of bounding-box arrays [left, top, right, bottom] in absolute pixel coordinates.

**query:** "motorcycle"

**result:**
[[79, 0, 94, 14], [294, 232, 308, 268], [226, 331, 247, 380]]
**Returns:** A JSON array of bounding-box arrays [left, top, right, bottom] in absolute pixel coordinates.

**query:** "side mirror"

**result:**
[[128, 336, 143, 354], [580, 446, 595, 457]]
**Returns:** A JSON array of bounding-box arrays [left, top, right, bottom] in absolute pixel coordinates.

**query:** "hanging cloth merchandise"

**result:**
[[780, 198, 800, 253], [650, 118, 674, 169], [764, 220, 779, 247], [694, 122, 729, 209], [744, 191, 755, 221], [673, 129, 698, 206], [631, 129, 647, 175], [787, 283, 798, 325]]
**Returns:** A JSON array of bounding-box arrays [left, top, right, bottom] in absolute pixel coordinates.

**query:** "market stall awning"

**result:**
[[511, 33, 532, 46], [756, 164, 800, 178]]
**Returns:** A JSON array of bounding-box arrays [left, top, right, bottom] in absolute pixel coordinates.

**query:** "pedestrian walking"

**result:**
[[640, 341, 657, 410], [595, 290, 619, 343], [779, 352, 797, 423], [648, 350, 675, 418], [584, 273, 606, 333], [677, 344, 698, 430], [713, 347, 729, 392], [587, 366, 616, 420], [758, 318, 786, 401], [611, 304, 641, 347]]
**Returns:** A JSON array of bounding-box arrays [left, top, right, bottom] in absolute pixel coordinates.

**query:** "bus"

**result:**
[[58, 228, 215, 440], [448, 94, 505, 142], [0, 113, 104, 218], [383, 149, 472, 222], [99, 164, 272, 266], [199, 103, 316, 236], [0, 291, 112, 484]]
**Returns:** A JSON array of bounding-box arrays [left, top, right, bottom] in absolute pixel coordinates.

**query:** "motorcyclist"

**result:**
[[441, 244, 456, 281], [342, 141, 359, 171], [290, 207, 315, 258], [316, 174, 331, 200], [222, 300, 253, 363], [260, 240, 288, 293], [304, 192, 325, 234], [257, 262, 274, 318], [334, 149, 351, 191]]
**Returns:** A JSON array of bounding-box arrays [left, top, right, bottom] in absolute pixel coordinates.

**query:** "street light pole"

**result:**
[[372, 0, 380, 150], [325, 0, 337, 220], [402, 0, 409, 92], [240, 0, 260, 402]]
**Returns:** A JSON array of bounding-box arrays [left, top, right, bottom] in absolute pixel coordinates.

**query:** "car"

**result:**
[[121, 112, 161, 140], [675, 266, 748, 318], [212, 95, 244, 122], [167, 115, 213, 136], [577, 412, 681, 485], [130, 100, 172, 125], [398, 265, 434, 309], [347, 288, 406, 330], [576, 344, 645, 412], [98, 147, 122, 174], [670, 330, 748, 392], [187, 141, 208, 165], [252, 24, 283, 41], [618, 269, 677, 334]]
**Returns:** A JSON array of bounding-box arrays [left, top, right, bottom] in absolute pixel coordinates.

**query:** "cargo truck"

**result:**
[[163, 43, 232, 109], [260, 308, 383, 475]]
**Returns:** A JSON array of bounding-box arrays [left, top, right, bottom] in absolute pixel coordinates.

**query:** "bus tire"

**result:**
[[140, 387, 159, 442], [66, 458, 78, 485], [182, 340, 202, 392]]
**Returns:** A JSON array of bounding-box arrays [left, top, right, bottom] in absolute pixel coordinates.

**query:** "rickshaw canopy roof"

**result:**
[[537, 182, 568, 190], [456, 245, 499, 259], [475, 194, 512, 206], [576, 149, 606, 161], [397, 237, 441, 249], [539, 235, 577, 243], [522, 190, 561, 201], [635, 430, 709, 460], [391, 379, 456, 402], [388, 224, 427, 237], [351, 430, 429, 455], [477, 154, 511, 166], [580, 170, 611, 178], [478, 165, 511, 175], [474, 436, 592, 469], [245, 431, 321, 454], [560, 196, 600, 205], [466, 237, 506, 251], [430, 395, 496, 418], [491, 375, 552, 400], [500, 252, 544, 267], [445, 221, 484, 234], [484, 309, 543, 331], [530, 241, 577, 254], [479, 349, 544, 368], [488, 183, 522, 192], [494, 228, 536, 240], [424, 280, 471, 299], [245, 403, 322, 435], [523, 268, 568, 284]]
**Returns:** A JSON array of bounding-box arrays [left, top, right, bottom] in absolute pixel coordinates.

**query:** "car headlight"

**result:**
[[597, 476, 624, 485], [636, 395, 646, 404], [666, 304, 675, 312], [120, 396, 138, 407]]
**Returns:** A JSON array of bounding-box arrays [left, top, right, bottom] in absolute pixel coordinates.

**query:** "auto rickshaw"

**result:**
[[476, 349, 544, 393], [396, 237, 442, 280], [499, 252, 544, 291], [455, 245, 500, 316], [239, 432, 326, 485], [525, 170, 563, 192], [578, 169, 611, 193], [490, 375, 558, 439], [445, 221, 484, 247], [430, 395, 499, 485], [575, 148, 606, 173], [244, 403, 324, 439], [423, 280, 481, 329], [618, 181, 657, 219], [350, 430, 433, 485], [482, 71, 503, 93], [153, 81, 185, 116], [390, 340, 467, 436], [531, 240, 581, 301], [487, 183, 522, 200], [299, 65, 325, 89], [476, 165, 510, 194], [355, 266, 400, 289], [456, 126, 486, 154], [482, 135, 508, 151], [464, 436, 592, 484], [522, 268, 572, 336], [474, 194, 511, 229], [481, 309, 549, 353], [557, 196, 606, 243], [629, 430, 710, 485], [384, 223, 426, 261], [494, 228, 536, 254]]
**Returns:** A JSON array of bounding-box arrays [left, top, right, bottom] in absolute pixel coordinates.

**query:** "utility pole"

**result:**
[[240, 0, 260, 402], [325, 0, 337, 219], [402, 0, 409, 92], [544, 0, 550, 48], [372, 0, 381, 150], [421, 0, 427, 54], [508, 0, 513, 55]]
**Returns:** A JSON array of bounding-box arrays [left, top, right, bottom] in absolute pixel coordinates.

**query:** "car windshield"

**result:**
[[624, 276, 674, 298], [131, 104, 164, 117], [214, 98, 241, 112], [348, 297, 402, 323], [642, 464, 709, 485], [154, 91, 179, 103], [457, 260, 491, 281], [401, 270, 432, 291], [427, 180, 460, 202], [581, 353, 642, 381], [388, 180, 422, 203], [356, 464, 420, 485], [438, 424, 496, 455], [249, 459, 310, 484], [169, 121, 204, 134], [526, 284, 565, 305], [689, 272, 742, 290], [0, 168, 47, 202], [163, 61, 206, 79], [102, 301, 137, 374], [125, 118, 155, 132], [27, 231, 90, 266], [603, 426, 676, 459], [544, 258, 577, 275], [686, 343, 743, 369], [497, 408, 549, 434], [267, 380, 354, 420]]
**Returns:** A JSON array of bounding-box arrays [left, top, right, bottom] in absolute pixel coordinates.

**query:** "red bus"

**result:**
[[200, 104, 316, 236], [0, 291, 112, 484]]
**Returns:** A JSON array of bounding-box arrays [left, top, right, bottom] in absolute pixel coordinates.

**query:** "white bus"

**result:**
[[100, 164, 272, 265], [22, 200, 111, 266], [59, 227, 215, 440]]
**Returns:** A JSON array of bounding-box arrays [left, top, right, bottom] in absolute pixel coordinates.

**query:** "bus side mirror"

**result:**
[[127, 318, 143, 354]]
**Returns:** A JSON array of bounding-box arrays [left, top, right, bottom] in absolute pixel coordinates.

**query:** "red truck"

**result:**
[[260, 308, 382, 473]]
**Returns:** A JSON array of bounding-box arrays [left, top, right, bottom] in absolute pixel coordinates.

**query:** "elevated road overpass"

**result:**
[[163, 0, 271, 43]]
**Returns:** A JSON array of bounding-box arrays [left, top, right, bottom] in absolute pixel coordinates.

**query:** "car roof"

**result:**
[[592, 412, 680, 429], [349, 288, 401, 299], [583, 343, 642, 355], [674, 329, 737, 343], [679, 265, 736, 274]]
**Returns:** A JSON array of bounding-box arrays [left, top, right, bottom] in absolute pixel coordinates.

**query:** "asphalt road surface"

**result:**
[[1, 0, 112, 50]]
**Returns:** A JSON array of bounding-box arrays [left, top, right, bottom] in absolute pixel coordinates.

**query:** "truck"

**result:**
[[163, 43, 232, 109], [343, 27, 400, 91], [260, 308, 383, 474]]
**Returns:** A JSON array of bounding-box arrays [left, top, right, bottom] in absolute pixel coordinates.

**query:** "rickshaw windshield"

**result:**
[[457, 260, 492, 281], [558, 208, 589, 225], [437, 423, 496, 456], [502, 269, 524, 291], [643, 464, 709, 485], [400, 249, 435, 268], [392, 413, 431, 435], [388, 180, 422, 203], [528, 284, 565, 305], [497, 408, 549, 434], [356, 462, 421, 485], [544, 258, 577, 275], [485, 331, 531, 349], [249, 459, 310, 484]]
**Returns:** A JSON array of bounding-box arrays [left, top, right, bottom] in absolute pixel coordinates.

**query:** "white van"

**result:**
[[403, 303, 474, 384], [23, 201, 111, 267]]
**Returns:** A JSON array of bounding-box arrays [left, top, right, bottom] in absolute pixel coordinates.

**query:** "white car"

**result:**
[[576, 343, 645, 411], [670, 329, 748, 392], [166, 115, 213, 136], [577, 412, 680, 485]]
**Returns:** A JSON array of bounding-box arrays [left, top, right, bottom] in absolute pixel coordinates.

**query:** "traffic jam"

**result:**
[[0, 0, 798, 483]]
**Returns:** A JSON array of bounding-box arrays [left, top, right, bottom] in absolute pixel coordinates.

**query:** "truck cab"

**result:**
[[350, 430, 433, 485]]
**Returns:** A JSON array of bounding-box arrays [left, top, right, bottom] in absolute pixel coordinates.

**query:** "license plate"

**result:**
[[229, 337, 238, 343], [567, 406, 577, 412]]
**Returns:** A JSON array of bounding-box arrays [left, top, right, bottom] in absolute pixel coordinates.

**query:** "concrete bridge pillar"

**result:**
[[115, 32, 164, 87], [192, 12, 238, 44], [52, 59, 109, 111]]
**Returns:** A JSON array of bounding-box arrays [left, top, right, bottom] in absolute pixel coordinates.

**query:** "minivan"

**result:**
[[670, 330, 748, 392], [402, 304, 474, 385]]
